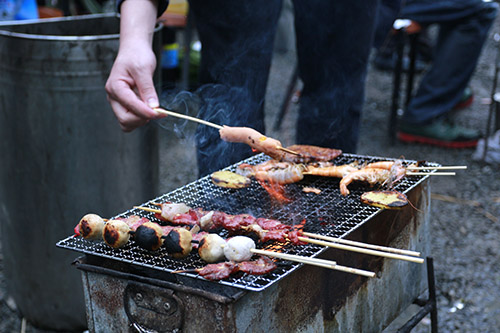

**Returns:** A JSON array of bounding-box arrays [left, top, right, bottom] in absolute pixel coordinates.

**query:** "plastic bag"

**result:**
[[472, 130, 500, 164]]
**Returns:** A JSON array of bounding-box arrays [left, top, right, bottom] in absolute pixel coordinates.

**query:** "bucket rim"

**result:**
[[0, 13, 162, 41]]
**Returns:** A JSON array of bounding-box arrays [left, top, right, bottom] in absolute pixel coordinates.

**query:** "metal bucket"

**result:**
[[0, 14, 162, 331]]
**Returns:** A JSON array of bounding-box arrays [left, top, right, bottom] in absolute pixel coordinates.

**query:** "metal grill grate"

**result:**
[[57, 153, 437, 291]]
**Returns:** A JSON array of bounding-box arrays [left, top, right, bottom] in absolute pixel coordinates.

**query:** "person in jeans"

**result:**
[[106, 0, 379, 177], [375, 0, 498, 148]]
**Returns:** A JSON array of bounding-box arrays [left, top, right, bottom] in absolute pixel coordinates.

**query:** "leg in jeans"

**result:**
[[189, 0, 282, 176], [292, 0, 379, 153], [402, 0, 498, 124]]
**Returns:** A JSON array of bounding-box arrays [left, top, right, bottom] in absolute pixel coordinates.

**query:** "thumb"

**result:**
[[136, 75, 159, 109]]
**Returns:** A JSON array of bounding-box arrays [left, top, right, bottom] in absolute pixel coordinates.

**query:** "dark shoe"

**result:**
[[452, 87, 474, 110], [398, 117, 480, 148]]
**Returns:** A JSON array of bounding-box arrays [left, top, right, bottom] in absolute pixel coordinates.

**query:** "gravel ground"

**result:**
[[1, 15, 500, 333]]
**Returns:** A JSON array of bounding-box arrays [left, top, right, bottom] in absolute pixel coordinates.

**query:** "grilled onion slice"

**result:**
[[211, 170, 251, 189], [360, 190, 408, 209]]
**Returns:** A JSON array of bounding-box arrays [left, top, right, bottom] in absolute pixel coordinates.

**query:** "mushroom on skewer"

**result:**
[[102, 219, 131, 248], [74, 213, 105, 240]]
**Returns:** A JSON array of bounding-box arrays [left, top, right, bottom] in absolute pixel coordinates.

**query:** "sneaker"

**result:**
[[398, 117, 480, 148], [452, 87, 474, 110]]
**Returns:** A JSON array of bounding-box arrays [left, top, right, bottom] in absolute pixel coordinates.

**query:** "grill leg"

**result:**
[[397, 257, 438, 333]]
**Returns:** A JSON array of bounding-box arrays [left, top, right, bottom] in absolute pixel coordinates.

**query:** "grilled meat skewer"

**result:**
[[175, 256, 277, 281]]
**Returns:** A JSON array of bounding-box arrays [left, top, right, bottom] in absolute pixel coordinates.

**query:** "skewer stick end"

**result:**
[[276, 146, 301, 156]]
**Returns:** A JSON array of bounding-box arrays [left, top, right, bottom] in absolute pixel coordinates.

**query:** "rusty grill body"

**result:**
[[57, 153, 434, 332]]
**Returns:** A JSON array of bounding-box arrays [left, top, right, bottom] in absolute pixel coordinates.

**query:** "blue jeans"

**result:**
[[189, 0, 379, 176], [401, 0, 498, 124]]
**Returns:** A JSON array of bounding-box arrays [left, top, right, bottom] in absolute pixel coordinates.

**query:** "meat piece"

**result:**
[[255, 218, 291, 231], [237, 256, 277, 275], [219, 126, 285, 160], [216, 213, 257, 232], [192, 257, 277, 281], [196, 262, 239, 281], [191, 231, 210, 249], [199, 211, 215, 230], [302, 187, 321, 194], [163, 227, 193, 258], [281, 145, 342, 163], [172, 209, 204, 227], [76, 214, 105, 240], [259, 229, 289, 243], [133, 222, 164, 251], [159, 202, 191, 221], [198, 233, 226, 263], [223, 236, 256, 262], [286, 230, 307, 245], [118, 215, 150, 231], [103, 220, 130, 248]]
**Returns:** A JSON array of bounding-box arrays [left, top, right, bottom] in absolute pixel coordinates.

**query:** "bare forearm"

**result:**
[[119, 0, 158, 50]]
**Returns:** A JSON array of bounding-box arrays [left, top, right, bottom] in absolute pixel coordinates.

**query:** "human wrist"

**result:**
[[119, 0, 158, 50]]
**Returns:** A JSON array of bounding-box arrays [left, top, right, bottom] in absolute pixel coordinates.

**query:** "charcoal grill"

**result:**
[[57, 153, 434, 291], [57, 153, 435, 332]]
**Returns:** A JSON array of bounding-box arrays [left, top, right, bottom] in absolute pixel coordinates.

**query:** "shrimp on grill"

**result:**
[[339, 168, 392, 196], [365, 160, 407, 185], [339, 160, 408, 196], [304, 162, 360, 178], [254, 162, 306, 184], [236, 160, 306, 185]]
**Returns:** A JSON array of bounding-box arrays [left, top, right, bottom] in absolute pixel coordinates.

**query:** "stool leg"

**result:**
[[405, 33, 419, 108], [389, 30, 405, 143]]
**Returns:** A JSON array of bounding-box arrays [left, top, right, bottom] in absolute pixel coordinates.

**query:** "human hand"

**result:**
[[105, 43, 163, 132], [105, 0, 163, 132]]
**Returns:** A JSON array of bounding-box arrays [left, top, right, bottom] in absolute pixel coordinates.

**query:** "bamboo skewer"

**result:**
[[250, 249, 375, 277], [302, 232, 420, 257], [298, 237, 424, 264], [153, 107, 300, 156], [154, 107, 223, 130], [276, 146, 301, 156], [134, 206, 161, 214], [133, 206, 374, 276], [134, 206, 422, 259], [406, 171, 456, 176], [407, 166, 466, 170]]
